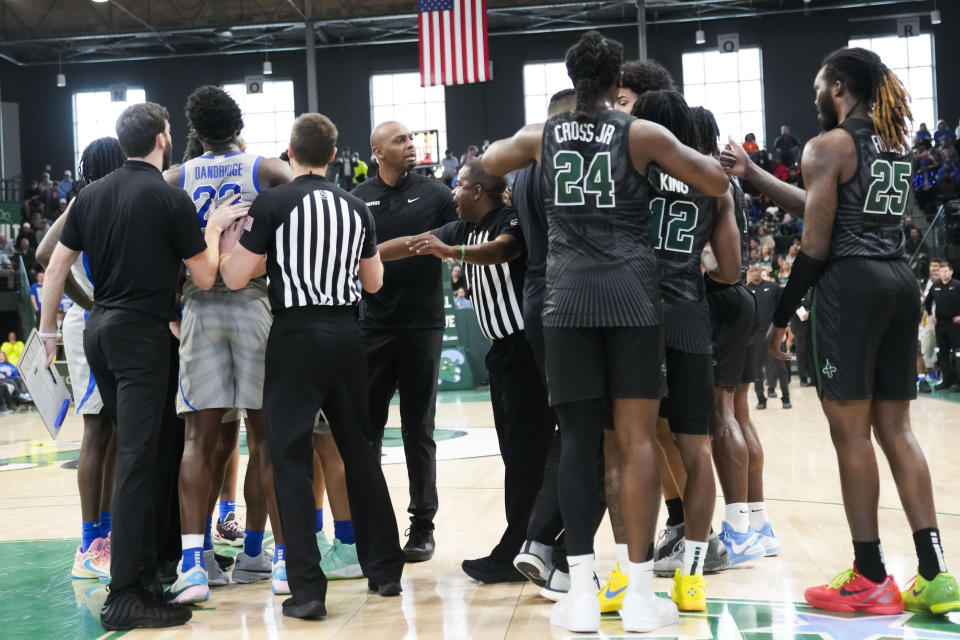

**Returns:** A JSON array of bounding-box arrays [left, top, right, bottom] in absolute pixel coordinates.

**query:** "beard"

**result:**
[[161, 133, 173, 171], [817, 94, 839, 132]]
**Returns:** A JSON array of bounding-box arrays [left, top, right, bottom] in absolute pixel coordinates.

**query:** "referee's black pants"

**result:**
[[935, 322, 960, 386], [265, 307, 404, 604], [155, 334, 185, 568], [364, 327, 442, 528], [485, 331, 555, 563], [84, 308, 172, 595]]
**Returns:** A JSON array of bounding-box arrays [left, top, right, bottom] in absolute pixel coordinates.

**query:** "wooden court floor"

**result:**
[[2, 383, 960, 639]]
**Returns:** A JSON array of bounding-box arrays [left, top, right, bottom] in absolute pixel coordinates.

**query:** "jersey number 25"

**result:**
[[863, 160, 911, 216]]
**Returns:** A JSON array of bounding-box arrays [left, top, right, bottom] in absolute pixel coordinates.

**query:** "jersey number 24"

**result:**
[[553, 151, 615, 207], [863, 160, 910, 216]]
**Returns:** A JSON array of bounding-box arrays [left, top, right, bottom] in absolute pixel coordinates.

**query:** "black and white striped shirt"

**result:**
[[433, 205, 526, 340], [239, 174, 377, 311]]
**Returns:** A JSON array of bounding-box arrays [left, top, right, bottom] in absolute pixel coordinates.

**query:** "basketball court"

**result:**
[[3, 385, 959, 639]]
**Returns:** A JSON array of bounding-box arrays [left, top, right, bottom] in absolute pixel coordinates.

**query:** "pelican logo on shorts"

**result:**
[[822, 359, 837, 379]]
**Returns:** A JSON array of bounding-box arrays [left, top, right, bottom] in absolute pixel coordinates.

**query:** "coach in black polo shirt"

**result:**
[[221, 113, 404, 618], [925, 262, 960, 391], [351, 120, 458, 561], [382, 160, 554, 583], [39, 102, 246, 631]]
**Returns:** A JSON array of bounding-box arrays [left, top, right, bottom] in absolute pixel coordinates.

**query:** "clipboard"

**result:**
[[17, 329, 72, 440]]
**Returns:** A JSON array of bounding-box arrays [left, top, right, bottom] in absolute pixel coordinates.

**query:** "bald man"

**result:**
[[351, 122, 458, 562]]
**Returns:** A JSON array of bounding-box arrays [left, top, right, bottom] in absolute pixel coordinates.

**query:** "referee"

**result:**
[[351, 120, 459, 561], [924, 262, 960, 391], [381, 159, 554, 583], [220, 113, 404, 618], [39, 102, 246, 631]]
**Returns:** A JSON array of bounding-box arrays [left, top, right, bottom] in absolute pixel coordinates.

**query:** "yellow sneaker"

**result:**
[[670, 569, 707, 612], [596, 564, 629, 613]]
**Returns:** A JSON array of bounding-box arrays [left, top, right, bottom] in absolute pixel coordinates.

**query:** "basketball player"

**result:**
[[615, 58, 675, 113], [163, 85, 292, 603], [767, 47, 959, 614], [597, 93, 740, 614], [37, 138, 125, 580], [482, 31, 729, 633]]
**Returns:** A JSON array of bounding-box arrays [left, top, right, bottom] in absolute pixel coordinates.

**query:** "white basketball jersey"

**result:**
[[180, 151, 267, 297], [69, 253, 95, 300]]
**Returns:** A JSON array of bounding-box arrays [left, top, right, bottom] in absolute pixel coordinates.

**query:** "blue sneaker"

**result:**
[[272, 560, 290, 595], [718, 521, 765, 566], [751, 522, 782, 556]]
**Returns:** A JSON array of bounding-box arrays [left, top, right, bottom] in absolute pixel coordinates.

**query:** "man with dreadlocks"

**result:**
[[483, 31, 729, 634], [764, 47, 960, 615], [162, 85, 292, 604], [38, 138, 125, 580]]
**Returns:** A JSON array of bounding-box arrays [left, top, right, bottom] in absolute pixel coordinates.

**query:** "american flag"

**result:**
[[418, 0, 490, 87]]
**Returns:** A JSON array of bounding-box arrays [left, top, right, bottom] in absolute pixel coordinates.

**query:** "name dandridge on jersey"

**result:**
[[553, 121, 616, 146], [194, 162, 244, 180]]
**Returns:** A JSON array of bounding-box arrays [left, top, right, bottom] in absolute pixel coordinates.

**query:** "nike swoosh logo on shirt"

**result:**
[[408, 197, 421, 203], [604, 585, 627, 599]]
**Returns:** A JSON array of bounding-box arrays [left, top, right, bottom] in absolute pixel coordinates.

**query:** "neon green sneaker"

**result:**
[[902, 572, 960, 614]]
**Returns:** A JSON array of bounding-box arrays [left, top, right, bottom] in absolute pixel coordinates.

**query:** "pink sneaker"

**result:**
[[71, 538, 109, 579]]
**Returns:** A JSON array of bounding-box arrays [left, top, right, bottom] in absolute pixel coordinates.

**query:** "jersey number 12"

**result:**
[[863, 160, 911, 216], [553, 151, 615, 207]]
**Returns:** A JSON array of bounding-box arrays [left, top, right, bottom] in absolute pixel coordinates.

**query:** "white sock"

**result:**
[[625, 559, 654, 595], [181, 533, 204, 551], [724, 503, 750, 533], [567, 553, 596, 596], [748, 502, 769, 531], [682, 539, 709, 576], [616, 543, 629, 569]]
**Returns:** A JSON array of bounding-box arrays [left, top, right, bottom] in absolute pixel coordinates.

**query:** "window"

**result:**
[[223, 80, 295, 158], [848, 34, 936, 137], [523, 62, 572, 125], [72, 88, 146, 172], [682, 48, 765, 149], [370, 72, 446, 163]]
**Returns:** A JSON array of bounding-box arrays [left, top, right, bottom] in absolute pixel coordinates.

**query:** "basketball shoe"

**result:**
[[751, 522, 782, 556], [597, 564, 628, 613], [272, 560, 290, 595], [72, 538, 110, 579], [322, 539, 363, 580], [166, 561, 209, 604], [670, 569, 707, 612], [550, 591, 601, 633], [203, 549, 229, 586], [804, 565, 903, 614], [213, 511, 244, 547], [513, 540, 553, 587], [902, 573, 960, 614], [620, 591, 680, 633], [232, 550, 273, 584], [718, 522, 765, 566], [654, 523, 684, 563]]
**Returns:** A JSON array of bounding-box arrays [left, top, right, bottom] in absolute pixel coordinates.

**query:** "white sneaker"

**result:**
[[540, 567, 569, 601], [167, 561, 209, 604], [203, 549, 229, 586], [549, 591, 601, 633], [751, 522, 782, 556], [620, 591, 680, 633]]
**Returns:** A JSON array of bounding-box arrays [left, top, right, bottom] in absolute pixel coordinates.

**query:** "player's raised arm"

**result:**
[[481, 123, 544, 177], [707, 185, 742, 285], [720, 137, 807, 218], [629, 119, 729, 197]]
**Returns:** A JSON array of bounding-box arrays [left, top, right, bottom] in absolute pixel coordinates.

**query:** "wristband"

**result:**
[[39, 332, 58, 339], [772, 251, 826, 328], [458, 245, 466, 262]]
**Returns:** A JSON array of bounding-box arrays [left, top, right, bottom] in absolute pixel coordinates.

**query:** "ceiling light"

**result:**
[[695, 29, 705, 44], [931, 9, 941, 24], [56, 73, 66, 87], [263, 60, 273, 75], [91, 0, 110, 3]]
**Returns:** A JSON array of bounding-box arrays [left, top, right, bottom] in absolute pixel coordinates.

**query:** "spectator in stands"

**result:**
[[39, 171, 54, 195], [0, 234, 12, 255], [451, 264, 468, 297], [29, 271, 43, 314], [771, 151, 789, 181], [774, 124, 802, 166], [460, 145, 478, 166], [16, 237, 37, 271], [934, 120, 956, 146], [0, 350, 29, 405], [758, 245, 773, 269], [906, 227, 922, 255], [441, 150, 459, 187], [776, 255, 791, 285], [353, 152, 368, 185], [1, 332, 24, 365], [742, 133, 759, 154], [916, 123, 932, 144], [756, 225, 775, 250], [786, 243, 798, 266], [936, 155, 960, 184], [905, 215, 917, 237], [15, 223, 36, 248], [57, 170, 73, 201]]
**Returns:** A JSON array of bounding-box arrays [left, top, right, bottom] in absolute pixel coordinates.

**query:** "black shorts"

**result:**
[[543, 325, 664, 407], [658, 349, 714, 435], [811, 258, 920, 401], [707, 284, 757, 388]]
